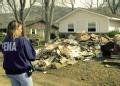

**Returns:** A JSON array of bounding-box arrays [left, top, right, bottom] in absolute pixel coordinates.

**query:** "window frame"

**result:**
[[31, 28, 37, 34], [68, 23, 75, 33], [87, 22, 96, 32]]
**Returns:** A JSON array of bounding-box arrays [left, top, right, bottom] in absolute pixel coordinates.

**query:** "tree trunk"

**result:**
[[70, 0, 75, 10], [44, 0, 55, 43], [107, 0, 120, 14], [97, 0, 99, 8], [44, 0, 50, 43]]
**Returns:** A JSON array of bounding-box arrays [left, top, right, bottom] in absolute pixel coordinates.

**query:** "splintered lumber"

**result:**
[[44, 56, 55, 66], [103, 59, 120, 64]]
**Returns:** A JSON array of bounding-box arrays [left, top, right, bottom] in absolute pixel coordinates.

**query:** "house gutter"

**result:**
[[108, 17, 120, 21]]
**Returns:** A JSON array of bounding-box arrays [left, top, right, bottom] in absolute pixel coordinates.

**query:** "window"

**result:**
[[31, 29, 37, 34], [68, 24, 74, 32], [88, 22, 96, 32]]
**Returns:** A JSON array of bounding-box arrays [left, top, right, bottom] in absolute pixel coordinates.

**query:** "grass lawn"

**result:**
[[0, 60, 120, 86]]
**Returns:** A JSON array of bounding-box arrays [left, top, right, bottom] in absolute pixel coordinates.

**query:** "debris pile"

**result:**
[[113, 34, 120, 54], [33, 39, 81, 70], [32, 33, 113, 71], [76, 33, 111, 44], [102, 34, 120, 67]]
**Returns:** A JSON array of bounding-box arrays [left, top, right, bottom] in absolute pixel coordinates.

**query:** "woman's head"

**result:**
[[7, 20, 22, 39]]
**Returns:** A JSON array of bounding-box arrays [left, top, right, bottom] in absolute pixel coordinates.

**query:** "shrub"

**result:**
[[107, 31, 119, 38], [0, 33, 5, 44]]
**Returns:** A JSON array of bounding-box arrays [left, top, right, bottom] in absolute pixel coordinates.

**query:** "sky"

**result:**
[[1, 0, 105, 13], [2, 0, 104, 8], [34, 0, 104, 8], [55, 0, 104, 8]]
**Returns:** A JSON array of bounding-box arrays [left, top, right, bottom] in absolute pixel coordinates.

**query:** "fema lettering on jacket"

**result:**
[[2, 42, 16, 51]]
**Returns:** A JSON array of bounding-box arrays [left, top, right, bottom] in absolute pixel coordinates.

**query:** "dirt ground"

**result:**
[[0, 57, 120, 86]]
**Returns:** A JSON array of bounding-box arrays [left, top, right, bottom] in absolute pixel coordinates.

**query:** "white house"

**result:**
[[55, 8, 120, 33]]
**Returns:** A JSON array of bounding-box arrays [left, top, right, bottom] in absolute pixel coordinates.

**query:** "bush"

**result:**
[[0, 33, 5, 44], [107, 31, 119, 38]]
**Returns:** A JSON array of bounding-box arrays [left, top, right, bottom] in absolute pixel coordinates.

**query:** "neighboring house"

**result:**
[[55, 8, 120, 34], [26, 19, 59, 42]]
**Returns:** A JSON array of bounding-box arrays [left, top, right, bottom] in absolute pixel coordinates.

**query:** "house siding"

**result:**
[[58, 10, 109, 33], [109, 20, 120, 32], [26, 23, 45, 34], [26, 23, 45, 41], [26, 22, 59, 41]]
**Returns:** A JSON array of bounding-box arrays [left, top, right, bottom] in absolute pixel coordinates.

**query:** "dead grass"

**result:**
[[0, 60, 120, 86]]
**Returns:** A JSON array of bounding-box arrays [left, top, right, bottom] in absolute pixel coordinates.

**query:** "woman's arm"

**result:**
[[23, 37, 36, 61]]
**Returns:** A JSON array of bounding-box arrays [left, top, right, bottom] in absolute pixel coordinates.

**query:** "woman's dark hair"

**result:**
[[7, 20, 22, 39]]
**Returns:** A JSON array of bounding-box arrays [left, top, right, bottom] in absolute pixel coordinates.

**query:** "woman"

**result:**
[[1, 20, 36, 86]]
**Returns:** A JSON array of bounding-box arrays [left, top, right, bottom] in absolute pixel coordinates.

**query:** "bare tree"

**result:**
[[0, 0, 11, 13], [99, 0, 107, 8], [79, 0, 105, 8], [35, 0, 44, 19], [97, 0, 99, 8], [80, 0, 94, 8], [6, 0, 36, 35], [70, 0, 75, 10], [107, 0, 120, 14], [41, 0, 44, 18], [96, 0, 103, 8], [61, 0, 75, 10], [44, 0, 55, 43], [44, 0, 50, 42], [0, 0, 3, 13], [0, 0, 2, 4]]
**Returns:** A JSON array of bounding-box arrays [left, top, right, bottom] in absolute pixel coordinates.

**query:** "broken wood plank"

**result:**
[[103, 59, 120, 64]]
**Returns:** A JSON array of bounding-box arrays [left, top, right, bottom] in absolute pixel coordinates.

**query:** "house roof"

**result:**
[[26, 19, 46, 26], [108, 17, 120, 21], [26, 19, 59, 30], [55, 8, 120, 23]]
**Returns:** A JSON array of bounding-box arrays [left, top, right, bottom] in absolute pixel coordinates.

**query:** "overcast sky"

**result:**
[[1, 0, 105, 13], [3, 0, 103, 7], [34, 0, 104, 8], [78, 0, 103, 7], [61, 0, 104, 8], [2, 0, 104, 8]]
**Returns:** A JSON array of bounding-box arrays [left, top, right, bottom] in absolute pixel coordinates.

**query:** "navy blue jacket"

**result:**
[[2, 36, 36, 74]]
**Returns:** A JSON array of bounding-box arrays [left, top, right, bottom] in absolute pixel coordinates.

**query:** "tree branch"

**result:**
[[24, 0, 36, 21], [80, 0, 91, 8], [7, 0, 19, 21], [49, 0, 55, 25], [115, 0, 120, 10], [19, 0, 26, 22]]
